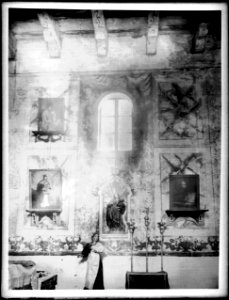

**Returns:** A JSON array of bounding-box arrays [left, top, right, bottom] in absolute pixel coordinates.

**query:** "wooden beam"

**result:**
[[38, 13, 62, 58], [146, 12, 159, 55], [192, 22, 209, 53], [91, 10, 108, 57]]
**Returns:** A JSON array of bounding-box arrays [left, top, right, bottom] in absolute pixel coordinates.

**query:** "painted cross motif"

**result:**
[[161, 153, 203, 184], [159, 82, 203, 139]]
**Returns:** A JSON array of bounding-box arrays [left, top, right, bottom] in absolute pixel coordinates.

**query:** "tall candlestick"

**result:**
[[127, 219, 136, 272], [157, 219, 167, 272], [144, 207, 150, 272]]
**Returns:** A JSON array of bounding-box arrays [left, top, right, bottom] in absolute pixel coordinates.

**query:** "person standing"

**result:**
[[80, 233, 105, 289]]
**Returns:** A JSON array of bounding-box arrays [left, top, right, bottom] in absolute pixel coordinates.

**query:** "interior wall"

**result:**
[[9, 255, 219, 289], [8, 70, 221, 241], [7, 12, 221, 289]]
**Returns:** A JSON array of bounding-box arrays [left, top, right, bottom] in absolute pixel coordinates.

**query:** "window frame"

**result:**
[[97, 92, 133, 153]]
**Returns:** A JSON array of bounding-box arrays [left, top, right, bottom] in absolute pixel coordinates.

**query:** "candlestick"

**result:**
[[127, 219, 136, 272], [144, 207, 150, 272], [157, 219, 167, 272]]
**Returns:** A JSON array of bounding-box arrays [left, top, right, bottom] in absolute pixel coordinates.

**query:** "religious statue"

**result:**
[[106, 193, 127, 232]]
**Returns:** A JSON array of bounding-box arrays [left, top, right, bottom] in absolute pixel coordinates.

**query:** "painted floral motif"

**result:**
[[8, 235, 219, 254], [133, 235, 218, 252], [8, 235, 83, 252]]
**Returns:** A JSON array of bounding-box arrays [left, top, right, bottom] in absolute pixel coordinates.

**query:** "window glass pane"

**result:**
[[98, 95, 133, 152], [118, 116, 132, 133], [100, 133, 115, 151], [101, 116, 115, 133], [118, 132, 132, 151], [118, 99, 132, 116], [100, 100, 115, 116]]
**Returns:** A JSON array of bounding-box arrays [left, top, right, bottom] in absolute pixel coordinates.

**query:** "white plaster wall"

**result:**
[[15, 35, 171, 74], [14, 33, 220, 75], [9, 255, 218, 289]]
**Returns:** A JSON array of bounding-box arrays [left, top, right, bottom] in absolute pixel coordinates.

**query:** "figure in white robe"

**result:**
[[80, 233, 105, 289]]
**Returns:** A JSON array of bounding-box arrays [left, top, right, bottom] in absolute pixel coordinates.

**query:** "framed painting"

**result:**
[[29, 169, 62, 210], [38, 98, 64, 132], [99, 180, 131, 239], [169, 174, 200, 210]]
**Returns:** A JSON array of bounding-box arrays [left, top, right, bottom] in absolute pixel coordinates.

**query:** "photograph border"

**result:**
[[2, 1, 228, 298]]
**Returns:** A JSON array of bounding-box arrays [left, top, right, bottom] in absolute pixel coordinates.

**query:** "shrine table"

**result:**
[[125, 271, 170, 289]]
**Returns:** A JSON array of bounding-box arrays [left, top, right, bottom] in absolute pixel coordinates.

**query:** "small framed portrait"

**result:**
[[169, 174, 200, 210], [38, 98, 64, 132], [29, 169, 62, 210], [99, 180, 131, 239]]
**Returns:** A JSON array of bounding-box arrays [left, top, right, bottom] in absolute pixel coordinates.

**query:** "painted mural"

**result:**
[[158, 81, 203, 140], [8, 234, 219, 254], [8, 71, 221, 253]]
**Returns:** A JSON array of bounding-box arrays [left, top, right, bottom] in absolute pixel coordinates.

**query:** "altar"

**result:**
[[125, 271, 170, 289]]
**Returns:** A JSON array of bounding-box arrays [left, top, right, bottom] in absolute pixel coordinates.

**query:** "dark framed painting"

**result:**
[[169, 175, 200, 210], [29, 169, 62, 210], [38, 98, 64, 132]]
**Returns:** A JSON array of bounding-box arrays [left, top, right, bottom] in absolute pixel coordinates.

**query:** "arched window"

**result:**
[[98, 93, 133, 152]]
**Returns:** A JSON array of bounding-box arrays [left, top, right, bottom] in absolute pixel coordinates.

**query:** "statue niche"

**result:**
[[99, 178, 131, 239]]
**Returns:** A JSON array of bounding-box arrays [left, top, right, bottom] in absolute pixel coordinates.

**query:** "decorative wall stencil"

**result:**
[[8, 235, 219, 254], [8, 235, 83, 253], [161, 153, 203, 179], [133, 235, 219, 253], [99, 177, 131, 239], [125, 73, 153, 97], [158, 82, 203, 139], [162, 153, 203, 179]]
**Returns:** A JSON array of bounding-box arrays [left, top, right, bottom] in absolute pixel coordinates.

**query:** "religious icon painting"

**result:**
[[38, 98, 65, 132], [99, 179, 131, 239], [29, 169, 62, 210], [169, 174, 200, 210]]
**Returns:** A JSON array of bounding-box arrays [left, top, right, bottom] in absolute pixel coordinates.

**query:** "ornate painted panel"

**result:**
[[158, 81, 203, 140]]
